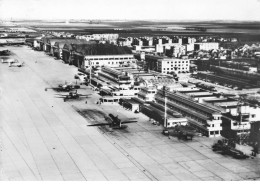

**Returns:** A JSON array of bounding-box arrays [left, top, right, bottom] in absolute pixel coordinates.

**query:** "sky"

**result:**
[[0, 0, 260, 21]]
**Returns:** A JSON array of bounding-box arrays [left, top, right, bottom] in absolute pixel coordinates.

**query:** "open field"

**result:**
[[1, 20, 260, 41], [1, 45, 260, 181]]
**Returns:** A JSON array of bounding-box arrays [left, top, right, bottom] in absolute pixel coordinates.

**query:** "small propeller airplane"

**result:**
[[55, 90, 92, 102], [9, 61, 24, 67], [88, 113, 138, 129], [2, 59, 14, 63], [1, 58, 20, 65], [45, 81, 81, 92]]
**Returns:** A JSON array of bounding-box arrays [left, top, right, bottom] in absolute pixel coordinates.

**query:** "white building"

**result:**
[[84, 54, 137, 68], [145, 55, 190, 74], [137, 87, 157, 101], [194, 42, 219, 51], [156, 44, 164, 53], [76, 34, 119, 42], [185, 43, 195, 52]]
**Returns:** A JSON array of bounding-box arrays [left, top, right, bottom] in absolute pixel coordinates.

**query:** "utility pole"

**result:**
[[237, 98, 244, 144], [164, 86, 167, 128], [89, 60, 91, 86]]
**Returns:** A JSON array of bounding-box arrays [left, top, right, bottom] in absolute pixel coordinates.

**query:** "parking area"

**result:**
[[1, 45, 260, 181]]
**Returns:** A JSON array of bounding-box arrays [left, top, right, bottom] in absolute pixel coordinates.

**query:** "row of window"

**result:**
[[165, 61, 189, 64], [86, 57, 133, 61], [160, 64, 189, 67], [163, 71, 189, 74], [210, 123, 221, 127], [210, 131, 220, 135], [89, 61, 136, 65], [162, 67, 189, 70]]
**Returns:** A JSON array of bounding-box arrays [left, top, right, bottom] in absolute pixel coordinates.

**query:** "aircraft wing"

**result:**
[[87, 122, 112, 126], [124, 118, 138, 120], [55, 94, 68, 97], [78, 94, 92, 97], [54, 94, 68, 98], [121, 120, 138, 124]]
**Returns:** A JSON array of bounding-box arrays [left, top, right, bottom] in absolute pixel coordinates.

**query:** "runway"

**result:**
[[0, 45, 260, 181]]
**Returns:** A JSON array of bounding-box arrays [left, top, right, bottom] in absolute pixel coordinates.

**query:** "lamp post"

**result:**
[[237, 99, 244, 144], [163, 86, 167, 128], [87, 60, 91, 86]]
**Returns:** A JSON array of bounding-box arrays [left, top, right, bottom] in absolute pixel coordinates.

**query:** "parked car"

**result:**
[[74, 73, 87, 84]]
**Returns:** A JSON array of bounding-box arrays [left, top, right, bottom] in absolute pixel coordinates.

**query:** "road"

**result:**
[[0, 45, 260, 181]]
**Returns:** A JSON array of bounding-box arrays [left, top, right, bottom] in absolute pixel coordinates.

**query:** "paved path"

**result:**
[[0, 46, 260, 181]]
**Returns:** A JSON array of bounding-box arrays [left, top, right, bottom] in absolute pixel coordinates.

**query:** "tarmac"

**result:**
[[0, 45, 260, 181]]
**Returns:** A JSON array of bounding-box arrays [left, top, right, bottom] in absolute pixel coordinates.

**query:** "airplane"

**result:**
[[2, 58, 17, 64], [45, 81, 81, 92], [175, 125, 196, 140], [9, 61, 24, 67], [88, 113, 138, 129], [212, 139, 249, 159], [55, 90, 91, 102]]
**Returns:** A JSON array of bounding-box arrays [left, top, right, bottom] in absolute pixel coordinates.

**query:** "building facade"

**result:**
[[194, 42, 219, 51], [145, 55, 190, 74], [84, 55, 137, 68]]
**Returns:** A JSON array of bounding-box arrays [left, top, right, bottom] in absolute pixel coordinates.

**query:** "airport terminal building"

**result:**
[[84, 54, 137, 68]]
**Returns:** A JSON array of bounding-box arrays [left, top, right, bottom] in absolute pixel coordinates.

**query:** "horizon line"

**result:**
[[1, 18, 260, 23]]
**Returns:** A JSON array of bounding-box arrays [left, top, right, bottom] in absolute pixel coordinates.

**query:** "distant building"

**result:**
[[84, 54, 137, 68], [63, 43, 134, 68], [145, 55, 190, 74], [45, 38, 72, 55], [185, 43, 195, 52], [76, 34, 118, 43], [53, 39, 78, 59], [117, 37, 133, 46], [156, 44, 164, 53], [194, 42, 219, 51], [62, 40, 96, 65]]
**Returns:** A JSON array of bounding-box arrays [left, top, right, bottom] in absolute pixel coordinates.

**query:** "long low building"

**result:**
[[84, 54, 137, 68], [155, 89, 222, 137]]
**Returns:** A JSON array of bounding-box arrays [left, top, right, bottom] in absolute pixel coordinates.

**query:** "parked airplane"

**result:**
[[1, 58, 17, 64], [9, 61, 24, 67], [175, 125, 196, 140], [212, 139, 249, 159], [88, 113, 138, 129], [55, 90, 91, 102], [45, 81, 81, 92]]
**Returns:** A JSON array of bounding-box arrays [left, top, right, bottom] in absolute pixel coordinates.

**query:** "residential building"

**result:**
[[194, 42, 219, 51], [145, 55, 190, 74]]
